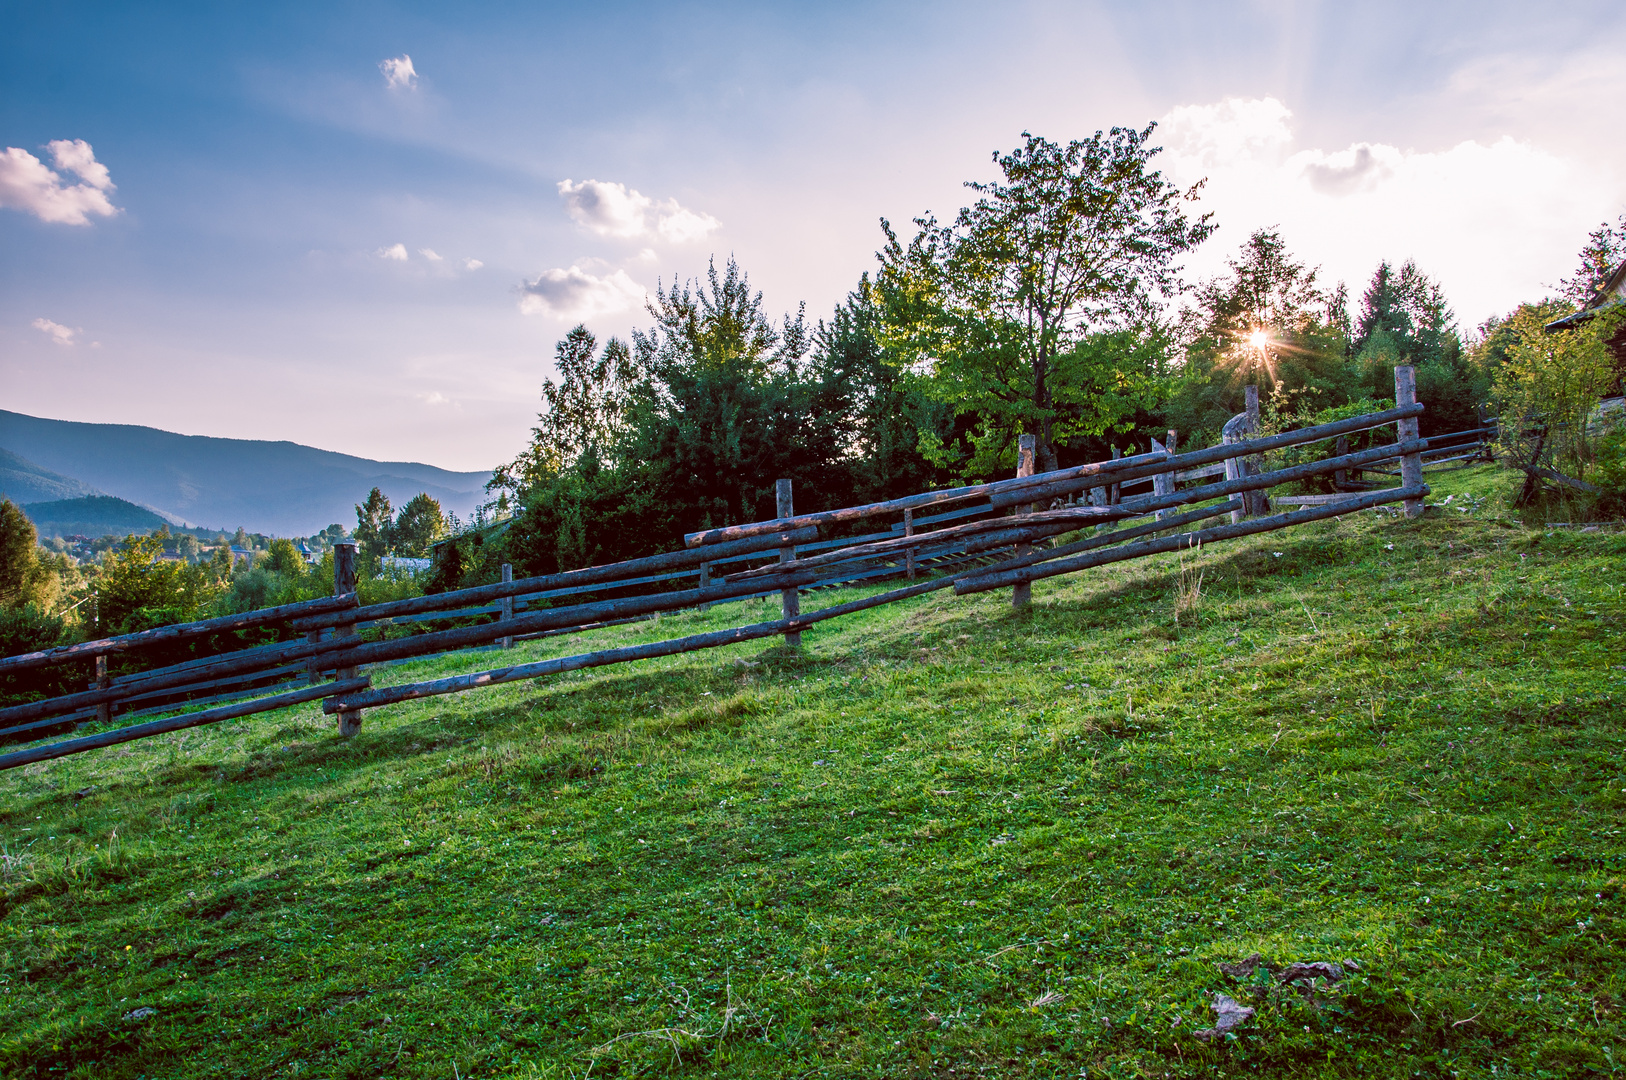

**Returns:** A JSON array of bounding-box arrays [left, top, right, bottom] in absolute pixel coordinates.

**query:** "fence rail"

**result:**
[[1, 367, 1445, 773]]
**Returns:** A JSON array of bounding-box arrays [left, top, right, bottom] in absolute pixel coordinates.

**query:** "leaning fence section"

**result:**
[[2, 366, 1445, 772]]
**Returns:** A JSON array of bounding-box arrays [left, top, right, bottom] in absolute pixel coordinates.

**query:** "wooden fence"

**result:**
[[0, 367, 1444, 772]]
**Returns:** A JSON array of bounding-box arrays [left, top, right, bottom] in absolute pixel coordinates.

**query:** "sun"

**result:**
[[1247, 328, 1270, 350]]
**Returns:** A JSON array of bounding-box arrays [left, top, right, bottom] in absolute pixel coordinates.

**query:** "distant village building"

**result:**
[[229, 545, 254, 564], [296, 541, 319, 564]]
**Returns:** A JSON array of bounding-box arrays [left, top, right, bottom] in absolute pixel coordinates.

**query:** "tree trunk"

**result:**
[[1033, 342, 1059, 473]]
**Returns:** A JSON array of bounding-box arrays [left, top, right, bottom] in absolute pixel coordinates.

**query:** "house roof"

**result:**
[[1545, 258, 1626, 333]]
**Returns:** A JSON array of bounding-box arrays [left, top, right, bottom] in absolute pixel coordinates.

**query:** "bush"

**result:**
[[1594, 421, 1626, 509]]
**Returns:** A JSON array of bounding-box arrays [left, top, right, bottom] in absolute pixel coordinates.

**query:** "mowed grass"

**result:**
[[1, 465, 1623, 1078]]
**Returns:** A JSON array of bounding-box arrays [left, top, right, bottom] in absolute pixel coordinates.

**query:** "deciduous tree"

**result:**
[[878, 126, 1214, 474]]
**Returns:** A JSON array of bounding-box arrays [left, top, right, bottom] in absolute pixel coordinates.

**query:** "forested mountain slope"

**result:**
[[0, 411, 491, 536]]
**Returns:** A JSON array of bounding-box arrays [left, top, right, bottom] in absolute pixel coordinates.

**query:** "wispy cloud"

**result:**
[[0, 140, 119, 226], [377, 243, 409, 261], [518, 265, 645, 318], [32, 317, 78, 345], [418, 248, 443, 261], [557, 178, 719, 243], [379, 55, 418, 91], [463, 258, 483, 271]]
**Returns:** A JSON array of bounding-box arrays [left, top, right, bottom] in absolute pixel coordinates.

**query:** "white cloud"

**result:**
[[0, 140, 119, 226], [556, 178, 720, 243], [656, 202, 721, 244], [378, 243, 409, 260], [420, 391, 450, 405], [1156, 97, 1618, 324], [463, 258, 483, 271], [558, 178, 652, 237], [419, 247, 443, 261], [48, 139, 113, 191], [32, 318, 78, 345], [518, 266, 645, 318], [379, 55, 417, 91]]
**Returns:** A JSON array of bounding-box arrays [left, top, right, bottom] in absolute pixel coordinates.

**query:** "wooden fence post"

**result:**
[[306, 628, 323, 685], [331, 542, 362, 736], [904, 508, 916, 580], [1395, 365, 1425, 518], [500, 564, 514, 648], [1151, 429, 1178, 521], [1109, 446, 1122, 505], [698, 561, 712, 610], [94, 656, 110, 725], [1334, 435, 1350, 488], [776, 479, 801, 646], [1013, 434, 1036, 609], [1244, 385, 1269, 516], [1223, 424, 1246, 526]]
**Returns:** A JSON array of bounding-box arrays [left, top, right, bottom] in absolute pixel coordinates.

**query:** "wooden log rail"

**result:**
[[322, 578, 956, 714], [955, 484, 1429, 595], [288, 527, 817, 631], [0, 678, 371, 771], [984, 405, 1424, 512], [683, 403, 1420, 548], [0, 593, 359, 676], [0, 634, 350, 728]]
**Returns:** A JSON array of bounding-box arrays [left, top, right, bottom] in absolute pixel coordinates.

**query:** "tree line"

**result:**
[[441, 128, 1622, 587]]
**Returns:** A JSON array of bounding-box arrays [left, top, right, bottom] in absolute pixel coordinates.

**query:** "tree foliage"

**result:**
[[392, 494, 446, 558], [353, 487, 393, 570], [878, 127, 1213, 473], [1490, 302, 1621, 500]]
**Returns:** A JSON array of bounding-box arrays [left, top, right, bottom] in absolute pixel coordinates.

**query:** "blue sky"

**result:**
[[4, 0, 1623, 470]]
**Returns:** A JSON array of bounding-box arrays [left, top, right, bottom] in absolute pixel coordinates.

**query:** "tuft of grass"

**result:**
[[0, 464, 1622, 1077]]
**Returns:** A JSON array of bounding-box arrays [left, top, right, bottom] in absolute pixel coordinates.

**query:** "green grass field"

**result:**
[[2, 465, 1623, 1078]]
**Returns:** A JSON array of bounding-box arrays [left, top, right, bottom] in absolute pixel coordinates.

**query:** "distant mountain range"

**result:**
[[0, 411, 493, 537], [0, 446, 106, 504]]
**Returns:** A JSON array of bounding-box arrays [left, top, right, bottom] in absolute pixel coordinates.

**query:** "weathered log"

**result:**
[[298, 568, 832, 673], [499, 563, 514, 649], [1395, 366, 1425, 518], [955, 484, 1429, 595], [324, 579, 958, 714], [983, 404, 1424, 512], [0, 593, 359, 675], [724, 508, 1113, 582], [684, 451, 1170, 547], [961, 500, 1238, 582], [1113, 439, 1429, 519], [0, 678, 371, 771], [332, 543, 362, 738], [1013, 434, 1036, 609], [1523, 464, 1601, 493], [0, 635, 334, 727], [1244, 386, 1268, 516], [287, 526, 817, 630], [777, 479, 801, 646]]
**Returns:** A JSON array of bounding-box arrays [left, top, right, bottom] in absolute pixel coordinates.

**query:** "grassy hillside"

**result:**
[[21, 495, 171, 538], [1, 465, 1621, 1078]]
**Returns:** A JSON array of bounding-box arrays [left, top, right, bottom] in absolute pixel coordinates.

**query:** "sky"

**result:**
[[3, 0, 1623, 472]]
